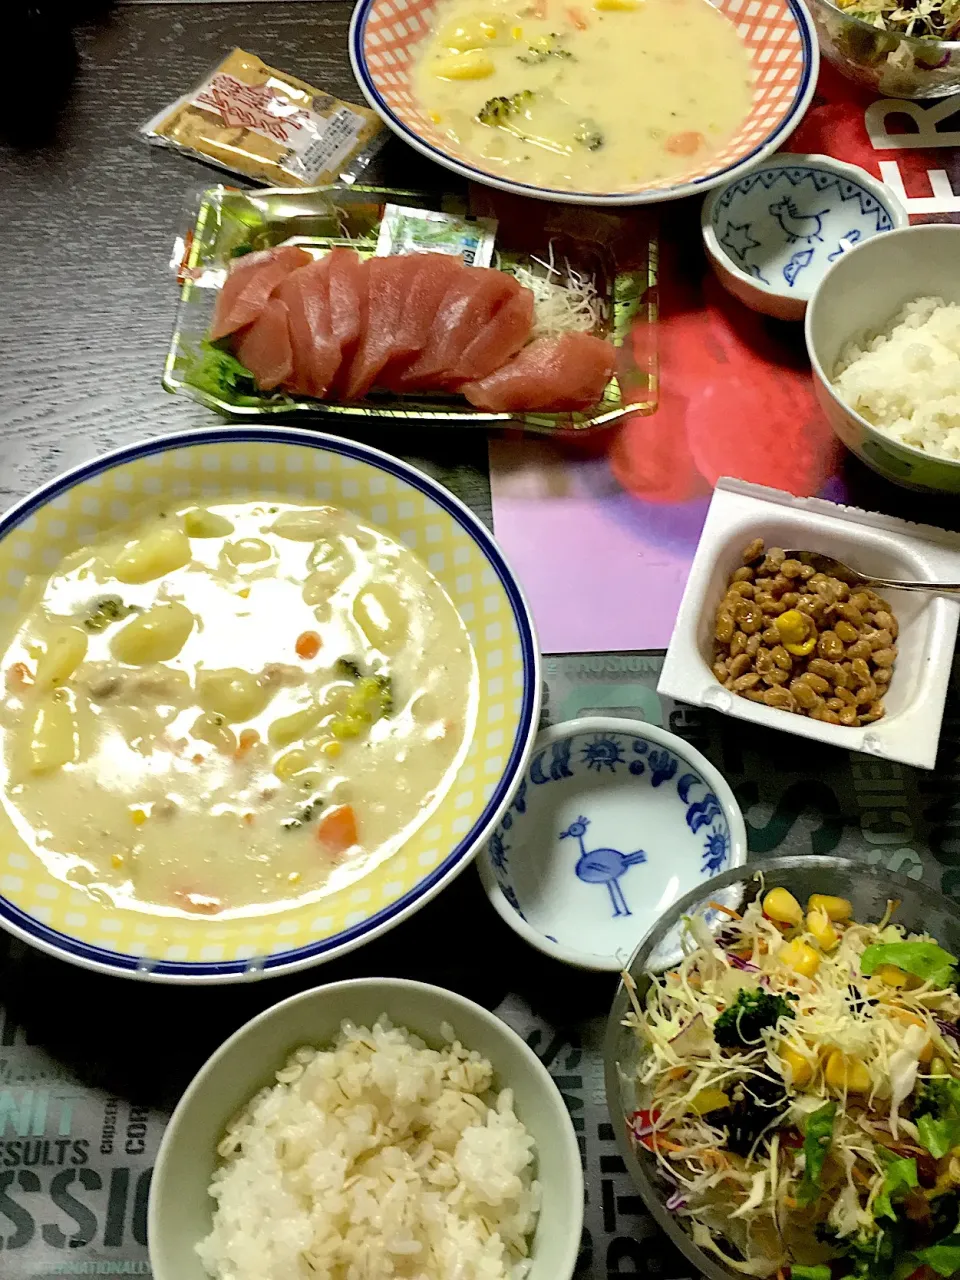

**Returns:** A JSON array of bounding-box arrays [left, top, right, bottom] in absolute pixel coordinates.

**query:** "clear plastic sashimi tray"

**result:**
[[163, 184, 659, 435]]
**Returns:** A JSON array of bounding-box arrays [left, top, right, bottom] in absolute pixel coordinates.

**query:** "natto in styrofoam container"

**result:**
[[657, 478, 960, 770]]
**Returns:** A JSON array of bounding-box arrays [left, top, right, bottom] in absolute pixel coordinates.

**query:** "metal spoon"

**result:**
[[782, 550, 960, 596]]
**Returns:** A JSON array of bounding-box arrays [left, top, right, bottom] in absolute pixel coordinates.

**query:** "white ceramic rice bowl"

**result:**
[[147, 978, 584, 1280]]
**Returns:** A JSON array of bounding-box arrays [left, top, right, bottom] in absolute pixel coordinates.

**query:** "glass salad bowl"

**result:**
[[603, 855, 960, 1279], [810, 0, 960, 99]]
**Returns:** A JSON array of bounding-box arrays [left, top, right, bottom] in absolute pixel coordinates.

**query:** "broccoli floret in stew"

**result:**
[[476, 90, 537, 128], [517, 32, 573, 63], [713, 988, 796, 1049]]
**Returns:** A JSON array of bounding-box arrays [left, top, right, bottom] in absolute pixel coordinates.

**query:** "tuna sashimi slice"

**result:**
[[233, 296, 293, 391], [340, 256, 423, 402], [446, 286, 535, 387], [378, 254, 466, 390], [326, 247, 365, 362], [210, 246, 312, 341], [462, 333, 615, 412], [277, 258, 339, 398], [397, 269, 521, 390], [328, 250, 369, 398]]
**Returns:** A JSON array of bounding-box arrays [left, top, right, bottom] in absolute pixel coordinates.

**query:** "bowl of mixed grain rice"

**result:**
[[147, 978, 583, 1280], [806, 223, 960, 493]]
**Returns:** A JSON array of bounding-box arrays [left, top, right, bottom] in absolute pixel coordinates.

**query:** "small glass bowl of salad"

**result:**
[[811, 0, 960, 98], [605, 855, 960, 1280]]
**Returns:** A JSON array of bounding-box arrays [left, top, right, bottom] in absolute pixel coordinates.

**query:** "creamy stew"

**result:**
[[413, 0, 755, 191], [0, 502, 477, 918]]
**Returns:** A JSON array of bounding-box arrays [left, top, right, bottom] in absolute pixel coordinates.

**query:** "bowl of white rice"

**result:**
[[147, 978, 583, 1280], [805, 222, 960, 492]]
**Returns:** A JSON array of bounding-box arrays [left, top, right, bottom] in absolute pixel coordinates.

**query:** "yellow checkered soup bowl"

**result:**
[[0, 429, 540, 981]]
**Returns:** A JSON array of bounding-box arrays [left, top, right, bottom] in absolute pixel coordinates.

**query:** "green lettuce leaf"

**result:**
[[873, 1155, 918, 1221], [916, 1234, 960, 1277], [798, 1101, 837, 1207], [860, 940, 957, 988], [915, 1078, 960, 1159], [792, 1267, 832, 1279]]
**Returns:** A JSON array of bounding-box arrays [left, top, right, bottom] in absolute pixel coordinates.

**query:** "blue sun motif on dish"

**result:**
[[581, 735, 625, 773], [702, 825, 729, 874]]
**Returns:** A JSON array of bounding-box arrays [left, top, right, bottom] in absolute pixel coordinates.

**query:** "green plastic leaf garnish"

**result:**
[[188, 341, 257, 402], [860, 941, 957, 988], [797, 1101, 837, 1207]]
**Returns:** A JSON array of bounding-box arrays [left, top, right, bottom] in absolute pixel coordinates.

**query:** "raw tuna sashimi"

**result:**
[[397, 269, 522, 389], [277, 258, 340, 398], [339, 256, 424, 402], [462, 333, 615, 412], [378, 254, 466, 389], [210, 246, 312, 340], [326, 247, 365, 365], [233, 296, 293, 390], [447, 287, 535, 387]]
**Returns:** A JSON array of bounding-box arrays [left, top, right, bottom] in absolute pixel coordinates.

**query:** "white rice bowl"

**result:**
[[195, 1017, 541, 1280], [832, 295, 960, 461]]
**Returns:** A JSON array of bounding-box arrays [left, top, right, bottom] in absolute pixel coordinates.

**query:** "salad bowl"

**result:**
[[605, 855, 960, 1279]]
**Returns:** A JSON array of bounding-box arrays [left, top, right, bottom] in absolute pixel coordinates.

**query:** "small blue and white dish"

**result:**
[[702, 153, 908, 321], [477, 718, 747, 972]]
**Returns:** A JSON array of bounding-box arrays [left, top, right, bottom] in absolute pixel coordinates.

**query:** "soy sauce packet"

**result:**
[[375, 205, 498, 267], [141, 48, 387, 187]]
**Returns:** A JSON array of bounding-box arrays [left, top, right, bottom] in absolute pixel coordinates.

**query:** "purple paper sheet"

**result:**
[[488, 439, 712, 653]]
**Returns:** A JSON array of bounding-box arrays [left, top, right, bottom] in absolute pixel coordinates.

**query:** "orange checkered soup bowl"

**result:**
[[348, 0, 819, 205]]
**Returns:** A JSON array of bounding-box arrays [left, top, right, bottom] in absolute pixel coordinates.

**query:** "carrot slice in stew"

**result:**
[[316, 804, 358, 854], [567, 5, 588, 27], [6, 661, 33, 690], [664, 130, 705, 156], [235, 728, 260, 757], [296, 630, 322, 659]]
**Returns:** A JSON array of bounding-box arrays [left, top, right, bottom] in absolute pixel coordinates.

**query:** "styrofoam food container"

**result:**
[[658, 478, 960, 770]]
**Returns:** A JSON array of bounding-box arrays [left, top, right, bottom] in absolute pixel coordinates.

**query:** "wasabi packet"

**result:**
[[375, 204, 498, 267], [141, 48, 387, 188]]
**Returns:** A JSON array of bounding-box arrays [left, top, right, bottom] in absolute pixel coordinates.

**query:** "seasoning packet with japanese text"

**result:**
[[375, 204, 498, 267], [141, 49, 388, 187]]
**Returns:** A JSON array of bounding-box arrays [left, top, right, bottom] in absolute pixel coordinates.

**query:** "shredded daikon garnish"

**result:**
[[508, 241, 606, 340]]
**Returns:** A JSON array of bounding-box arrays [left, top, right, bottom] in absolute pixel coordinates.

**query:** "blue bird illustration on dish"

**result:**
[[769, 196, 828, 244], [783, 248, 815, 288], [827, 228, 861, 262], [560, 815, 646, 918]]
